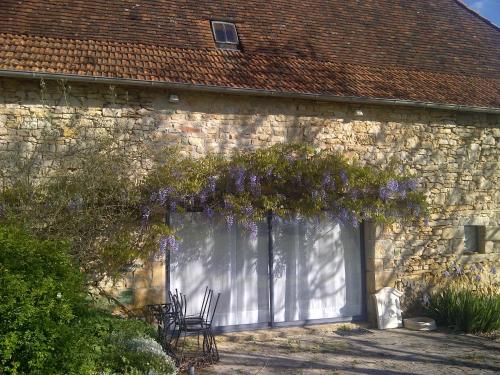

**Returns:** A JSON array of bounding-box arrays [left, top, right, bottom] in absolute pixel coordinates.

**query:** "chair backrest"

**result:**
[[199, 286, 210, 318], [207, 293, 220, 326], [169, 290, 186, 320]]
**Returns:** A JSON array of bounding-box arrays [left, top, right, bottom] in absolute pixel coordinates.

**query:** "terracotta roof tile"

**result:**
[[0, 1, 498, 108]]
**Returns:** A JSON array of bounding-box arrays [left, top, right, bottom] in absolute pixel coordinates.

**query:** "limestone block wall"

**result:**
[[1, 77, 499, 314]]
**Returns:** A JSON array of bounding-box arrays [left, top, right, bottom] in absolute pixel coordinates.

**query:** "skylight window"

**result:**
[[211, 21, 239, 49]]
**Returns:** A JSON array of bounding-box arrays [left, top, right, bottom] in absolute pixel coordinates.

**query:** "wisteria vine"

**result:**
[[144, 144, 428, 254]]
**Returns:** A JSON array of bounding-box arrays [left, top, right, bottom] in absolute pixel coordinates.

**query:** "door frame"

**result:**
[[164, 212, 367, 333]]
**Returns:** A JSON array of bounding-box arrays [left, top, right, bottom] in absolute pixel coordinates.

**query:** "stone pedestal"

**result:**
[[373, 287, 403, 329]]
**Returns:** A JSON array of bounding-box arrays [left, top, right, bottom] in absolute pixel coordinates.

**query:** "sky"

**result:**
[[463, 0, 500, 25]]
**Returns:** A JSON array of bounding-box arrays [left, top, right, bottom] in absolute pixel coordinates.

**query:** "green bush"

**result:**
[[426, 287, 500, 333], [64, 310, 177, 375], [0, 225, 86, 373], [0, 226, 176, 374]]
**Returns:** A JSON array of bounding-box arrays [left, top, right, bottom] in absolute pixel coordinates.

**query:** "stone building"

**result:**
[[0, 0, 498, 328]]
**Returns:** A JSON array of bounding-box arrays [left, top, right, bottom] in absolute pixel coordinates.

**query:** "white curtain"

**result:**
[[273, 217, 363, 322], [170, 213, 269, 327], [170, 214, 362, 328]]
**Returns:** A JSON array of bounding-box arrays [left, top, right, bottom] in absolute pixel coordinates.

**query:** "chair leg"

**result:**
[[208, 327, 219, 361], [197, 331, 201, 354], [178, 328, 188, 363]]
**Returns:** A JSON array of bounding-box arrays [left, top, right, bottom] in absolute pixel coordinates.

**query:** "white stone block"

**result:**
[[373, 287, 403, 329]]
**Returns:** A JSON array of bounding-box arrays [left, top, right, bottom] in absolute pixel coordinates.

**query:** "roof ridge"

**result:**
[[453, 0, 500, 31]]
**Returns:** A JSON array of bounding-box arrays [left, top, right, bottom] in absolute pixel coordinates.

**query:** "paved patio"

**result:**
[[199, 323, 500, 375]]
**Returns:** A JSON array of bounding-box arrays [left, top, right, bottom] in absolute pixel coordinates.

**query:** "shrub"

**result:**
[[426, 288, 500, 333], [425, 264, 500, 334], [102, 333, 177, 375], [0, 225, 86, 373], [0, 226, 176, 374], [65, 310, 177, 375]]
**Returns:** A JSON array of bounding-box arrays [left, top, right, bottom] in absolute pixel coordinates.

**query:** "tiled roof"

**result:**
[[0, 0, 499, 109]]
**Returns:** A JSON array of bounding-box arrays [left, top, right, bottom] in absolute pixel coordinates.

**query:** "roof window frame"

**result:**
[[211, 21, 240, 49]]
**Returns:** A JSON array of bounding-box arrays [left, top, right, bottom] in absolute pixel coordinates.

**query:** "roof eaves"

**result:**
[[0, 69, 499, 114]]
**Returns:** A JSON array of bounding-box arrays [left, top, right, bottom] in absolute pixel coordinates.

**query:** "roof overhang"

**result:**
[[1, 69, 499, 114]]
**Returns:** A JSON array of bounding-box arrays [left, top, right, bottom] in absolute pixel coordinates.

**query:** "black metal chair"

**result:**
[[184, 286, 211, 324], [171, 289, 220, 362], [200, 292, 220, 361], [145, 302, 177, 356]]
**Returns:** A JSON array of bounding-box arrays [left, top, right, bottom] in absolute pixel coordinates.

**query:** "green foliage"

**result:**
[[0, 225, 86, 373], [1, 141, 427, 282], [426, 288, 500, 333], [424, 263, 500, 333], [0, 226, 176, 374], [147, 144, 427, 230], [64, 310, 177, 375], [1, 140, 169, 284]]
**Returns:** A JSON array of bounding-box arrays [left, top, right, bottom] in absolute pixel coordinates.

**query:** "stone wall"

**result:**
[[1, 77, 499, 320]]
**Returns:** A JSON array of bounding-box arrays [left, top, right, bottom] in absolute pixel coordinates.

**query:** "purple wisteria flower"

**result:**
[[322, 173, 332, 187], [387, 179, 399, 192], [351, 215, 359, 228], [170, 200, 177, 212], [198, 190, 208, 204], [67, 196, 84, 210], [339, 207, 350, 224], [159, 187, 173, 206], [159, 237, 167, 253], [454, 264, 462, 275], [443, 270, 450, 277], [379, 187, 391, 201], [244, 205, 254, 216], [225, 215, 235, 229], [249, 174, 261, 195], [405, 179, 418, 191], [244, 221, 259, 238], [159, 235, 180, 253], [67, 199, 78, 211], [204, 206, 214, 218], [491, 266, 497, 275], [475, 274, 482, 282]]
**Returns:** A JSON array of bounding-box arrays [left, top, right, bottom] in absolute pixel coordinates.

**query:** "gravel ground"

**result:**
[[198, 323, 500, 375]]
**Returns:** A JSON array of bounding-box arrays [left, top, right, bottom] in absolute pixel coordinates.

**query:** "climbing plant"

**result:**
[[145, 144, 427, 253], [1, 141, 427, 281]]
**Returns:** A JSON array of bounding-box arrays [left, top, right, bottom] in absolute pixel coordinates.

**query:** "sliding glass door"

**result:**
[[169, 213, 363, 329]]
